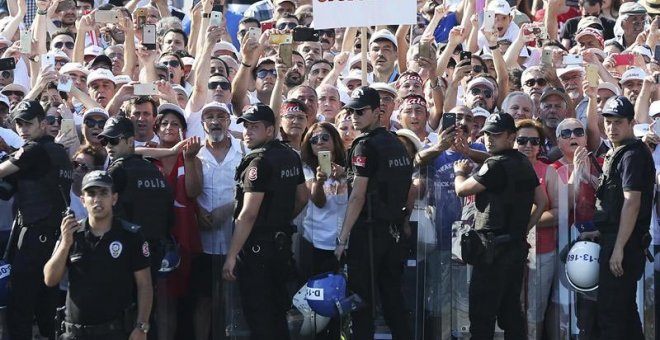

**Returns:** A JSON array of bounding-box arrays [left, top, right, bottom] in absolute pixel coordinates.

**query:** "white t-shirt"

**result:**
[[133, 134, 160, 147], [302, 166, 349, 250], [196, 136, 244, 255], [651, 146, 660, 245]]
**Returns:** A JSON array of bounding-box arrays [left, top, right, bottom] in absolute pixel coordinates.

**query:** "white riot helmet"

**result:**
[[565, 241, 600, 292], [292, 284, 331, 335]]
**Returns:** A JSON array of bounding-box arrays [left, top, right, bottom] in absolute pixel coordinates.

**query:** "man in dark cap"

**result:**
[[222, 103, 308, 340], [593, 96, 654, 339], [99, 116, 174, 338], [334, 86, 413, 339], [44, 171, 153, 339], [0, 100, 73, 339], [453, 113, 546, 339]]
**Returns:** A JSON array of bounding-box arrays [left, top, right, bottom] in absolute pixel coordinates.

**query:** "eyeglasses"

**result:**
[[469, 87, 493, 99], [161, 60, 181, 68], [3, 91, 24, 97], [100, 136, 124, 146], [107, 52, 123, 60], [72, 160, 90, 172], [282, 113, 307, 122], [208, 81, 231, 90], [45, 115, 63, 125], [318, 29, 335, 38], [559, 127, 585, 139], [53, 41, 75, 49], [516, 136, 541, 146], [524, 78, 547, 87], [256, 69, 277, 79], [1, 71, 11, 79], [310, 133, 330, 144], [277, 22, 298, 30], [83, 119, 107, 129]]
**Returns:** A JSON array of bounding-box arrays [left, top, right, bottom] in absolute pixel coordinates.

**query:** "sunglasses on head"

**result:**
[[310, 133, 331, 145], [469, 87, 493, 99], [161, 60, 181, 68], [72, 160, 90, 172], [516, 136, 541, 146], [277, 22, 298, 30], [83, 119, 107, 129], [256, 69, 277, 79], [45, 115, 63, 125], [100, 136, 123, 146], [524, 78, 547, 87], [559, 127, 585, 139], [54, 41, 75, 49], [208, 81, 231, 90]]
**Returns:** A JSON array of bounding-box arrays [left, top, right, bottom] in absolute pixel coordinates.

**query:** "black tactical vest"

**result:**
[[473, 149, 537, 241], [16, 137, 72, 225], [109, 155, 174, 240], [347, 128, 413, 224]]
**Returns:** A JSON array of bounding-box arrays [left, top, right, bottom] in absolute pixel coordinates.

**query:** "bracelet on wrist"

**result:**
[[202, 12, 211, 18], [37, 9, 48, 15], [489, 43, 499, 50], [454, 170, 467, 177], [241, 61, 252, 68], [336, 237, 348, 246]]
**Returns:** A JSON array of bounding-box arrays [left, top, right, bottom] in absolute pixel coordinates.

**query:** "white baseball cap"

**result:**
[[472, 107, 491, 119], [84, 45, 104, 57], [87, 69, 116, 86], [649, 100, 660, 117], [557, 65, 585, 78], [597, 82, 621, 96], [60, 62, 90, 76], [486, 0, 512, 16], [201, 101, 230, 115], [370, 82, 397, 97], [213, 41, 240, 61], [82, 107, 109, 120], [369, 29, 397, 49], [620, 67, 646, 85]]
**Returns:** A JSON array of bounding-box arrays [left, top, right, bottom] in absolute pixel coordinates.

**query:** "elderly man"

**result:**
[[369, 30, 400, 83], [464, 76, 497, 112], [521, 66, 552, 106], [538, 87, 572, 163], [557, 65, 589, 126], [605, 2, 647, 48]]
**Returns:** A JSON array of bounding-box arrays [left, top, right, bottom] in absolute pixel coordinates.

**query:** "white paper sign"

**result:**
[[312, 0, 417, 29]]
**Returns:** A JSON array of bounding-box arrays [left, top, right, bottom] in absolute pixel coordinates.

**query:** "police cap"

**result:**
[[480, 113, 517, 134], [99, 116, 135, 139], [601, 95, 634, 120], [344, 86, 380, 110], [237, 104, 276, 125], [10, 100, 45, 122], [82, 170, 113, 191]]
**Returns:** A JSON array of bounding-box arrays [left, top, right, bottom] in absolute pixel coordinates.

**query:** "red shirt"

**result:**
[[534, 7, 580, 32]]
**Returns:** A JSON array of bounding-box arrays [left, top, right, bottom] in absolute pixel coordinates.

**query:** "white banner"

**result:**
[[312, 0, 417, 29]]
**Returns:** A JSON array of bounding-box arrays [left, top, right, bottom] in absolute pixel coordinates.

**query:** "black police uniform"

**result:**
[[4, 134, 72, 339], [107, 154, 174, 277], [593, 138, 654, 339], [234, 139, 304, 340], [345, 126, 413, 340], [58, 217, 151, 340], [469, 148, 538, 340]]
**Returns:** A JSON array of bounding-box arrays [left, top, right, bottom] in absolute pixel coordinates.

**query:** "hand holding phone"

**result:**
[[247, 27, 261, 41], [441, 112, 457, 131], [318, 151, 332, 177], [142, 24, 157, 50], [210, 11, 223, 27], [279, 43, 293, 68], [57, 75, 73, 92], [483, 11, 495, 32], [586, 64, 599, 87], [134, 83, 158, 96], [612, 53, 635, 67]]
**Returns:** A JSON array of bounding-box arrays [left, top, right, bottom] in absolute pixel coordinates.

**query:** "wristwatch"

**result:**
[[336, 237, 347, 246], [136, 322, 150, 334]]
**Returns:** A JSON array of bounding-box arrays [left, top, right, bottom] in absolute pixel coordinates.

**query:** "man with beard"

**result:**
[[316, 84, 342, 122], [54, 0, 77, 31], [51, 31, 76, 60], [298, 42, 323, 70], [318, 29, 337, 54], [127, 97, 159, 147], [307, 60, 333, 89], [538, 87, 572, 163], [464, 77, 496, 112], [557, 65, 588, 126], [369, 30, 399, 83], [605, 2, 647, 49], [619, 68, 645, 105], [86, 69, 117, 110], [284, 52, 306, 92]]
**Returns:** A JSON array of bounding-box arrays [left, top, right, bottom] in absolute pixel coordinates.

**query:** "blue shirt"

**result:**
[[433, 13, 459, 44]]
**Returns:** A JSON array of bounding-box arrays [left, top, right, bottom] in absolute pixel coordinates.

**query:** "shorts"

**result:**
[[189, 253, 225, 298]]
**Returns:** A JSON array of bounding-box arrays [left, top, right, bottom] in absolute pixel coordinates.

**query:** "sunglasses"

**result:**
[[54, 41, 75, 49], [72, 160, 90, 172], [256, 69, 277, 79], [45, 115, 63, 125], [310, 133, 331, 145], [516, 136, 541, 146], [161, 60, 181, 68], [524, 78, 547, 87], [319, 29, 335, 38], [277, 22, 298, 30], [3, 91, 24, 97], [100, 136, 124, 146], [469, 87, 493, 99], [208, 81, 231, 90], [559, 127, 585, 139], [349, 108, 369, 116], [83, 119, 107, 129]]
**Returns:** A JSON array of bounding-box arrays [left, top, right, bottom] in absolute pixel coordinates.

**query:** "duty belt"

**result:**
[[63, 318, 125, 336]]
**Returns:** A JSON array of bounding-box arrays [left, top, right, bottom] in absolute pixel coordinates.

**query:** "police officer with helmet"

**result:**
[[0, 100, 72, 339], [44, 171, 153, 340], [593, 96, 654, 339], [99, 116, 175, 279], [222, 103, 308, 340], [334, 86, 413, 340], [453, 113, 546, 339]]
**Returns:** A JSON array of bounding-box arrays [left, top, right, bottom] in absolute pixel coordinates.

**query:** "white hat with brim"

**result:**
[[370, 82, 397, 97], [620, 67, 646, 85], [597, 82, 621, 96], [60, 62, 90, 76], [369, 29, 398, 49], [395, 129, 423, 152], [557, 65, 585, 78], [87, 69, 116, 86]]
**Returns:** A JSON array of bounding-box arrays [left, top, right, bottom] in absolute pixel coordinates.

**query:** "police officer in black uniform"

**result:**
[[222, 104, 308, 340], [0, 100, 72, 339], [333, 86, 413, 340], [99, 117, 174, 279], [44, 171, 153, 340], [453, 113, 546, 339], [593, 96, 654, 339]]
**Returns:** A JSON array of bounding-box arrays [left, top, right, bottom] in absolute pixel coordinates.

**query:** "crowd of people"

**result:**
[[0, 0, 659, 338]]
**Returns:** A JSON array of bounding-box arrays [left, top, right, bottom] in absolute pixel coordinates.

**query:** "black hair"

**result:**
[[128, 96, 158, 117], [309, 59, 333, 71], [251, 59, 275, 80], [239, 17, 260, 26], [162, 28, 189, 48]]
